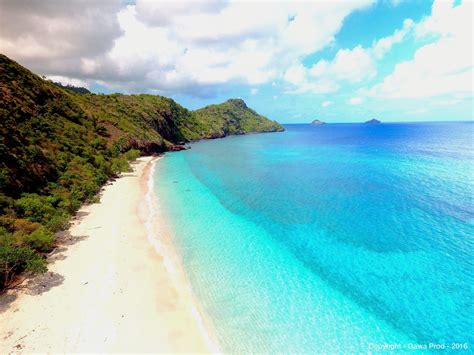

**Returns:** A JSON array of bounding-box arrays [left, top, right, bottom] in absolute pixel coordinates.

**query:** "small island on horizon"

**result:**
[[311, 119, 326, 125], [365, 119, 381, 124]]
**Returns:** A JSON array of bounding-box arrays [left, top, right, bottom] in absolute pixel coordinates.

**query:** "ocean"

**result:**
[[153, 122, 473, 353]]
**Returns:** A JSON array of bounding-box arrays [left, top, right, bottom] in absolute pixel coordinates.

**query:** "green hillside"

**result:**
[[190, 98, 283, 139], [72, 94, 283, 144], [0, 54, 283, 289]]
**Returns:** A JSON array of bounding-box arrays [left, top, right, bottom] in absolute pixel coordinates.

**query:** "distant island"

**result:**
[[365, 119, 381, 124], [311, 119, 326, 125]]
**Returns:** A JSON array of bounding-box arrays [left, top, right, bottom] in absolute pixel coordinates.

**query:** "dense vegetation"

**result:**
[[0, 54, 283, 289]]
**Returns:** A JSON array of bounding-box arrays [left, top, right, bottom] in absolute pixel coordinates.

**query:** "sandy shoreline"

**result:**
[[0, 156, 216, 353]]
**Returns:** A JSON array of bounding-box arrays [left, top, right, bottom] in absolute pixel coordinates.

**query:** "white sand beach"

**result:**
[[0, 156, 215, 353]]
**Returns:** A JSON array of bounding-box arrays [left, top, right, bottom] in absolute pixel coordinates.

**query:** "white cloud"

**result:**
[[369, 0, 473, 100], [135, 0, 226, 27], [283, 61, 342, 94], [0, 0, 123, 78], [250, 88, 258, 95], [0, 0, 373, 96], [348, 97, 363, 105], [372, 19, 414, 59], [321, 101, 333, 107], [414, 0, 468, 39], [2, 0, 469, 117], [310, 45, 376, 83], [47, 75, 89, 89], [284, 64, 307, 86], [282, 0, 472, 107], [283, 16, 414, 95]]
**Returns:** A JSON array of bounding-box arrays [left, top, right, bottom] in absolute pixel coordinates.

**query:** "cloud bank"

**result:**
[[0, 0, 471, 112], [368, 0, 473, 100], [0, 0, 373, 96]]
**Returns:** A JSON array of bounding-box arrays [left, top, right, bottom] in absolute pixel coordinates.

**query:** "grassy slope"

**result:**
[[0, 54, 284, 289]]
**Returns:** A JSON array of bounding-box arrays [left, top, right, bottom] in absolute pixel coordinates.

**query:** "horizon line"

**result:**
[[280, 120, 474, 125]]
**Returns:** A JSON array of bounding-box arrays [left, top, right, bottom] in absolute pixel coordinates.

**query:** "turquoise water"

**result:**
[[154, 123, 474, 353]]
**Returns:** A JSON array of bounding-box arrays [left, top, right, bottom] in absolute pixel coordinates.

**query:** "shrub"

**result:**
[[89, 195, 100, 204], [18, 226, 54, 253], [93, 154, 107, 170], [46, 213, 70, 232], [61, 197, 81, 214], [0, 168, 10, 190], [0, 215, 15, 231], [91, 138, 106, 150], [0, 227, 11, 245], [0, 193, 14, 214], [15, 193, 55, 223], [110, 157, 131, 174], [124, 149, 140, 161], [109, 137, 128, 158], [13, 218, 41, 234], [0, 244, 47, 289]]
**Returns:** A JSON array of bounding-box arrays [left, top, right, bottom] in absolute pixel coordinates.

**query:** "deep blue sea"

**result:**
[[154, 122, 474, 353]]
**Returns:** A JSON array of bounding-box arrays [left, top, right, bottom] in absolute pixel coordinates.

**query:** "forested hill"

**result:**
[[0, 53, 283, 289], [193, 98, 284, 139]]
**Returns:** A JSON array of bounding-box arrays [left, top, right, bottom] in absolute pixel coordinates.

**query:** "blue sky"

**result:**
[[172, 0, 472, 123], [1, 0, 472, 123]]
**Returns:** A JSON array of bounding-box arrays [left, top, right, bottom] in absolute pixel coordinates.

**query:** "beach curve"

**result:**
[[0, 156, 216, 353]]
